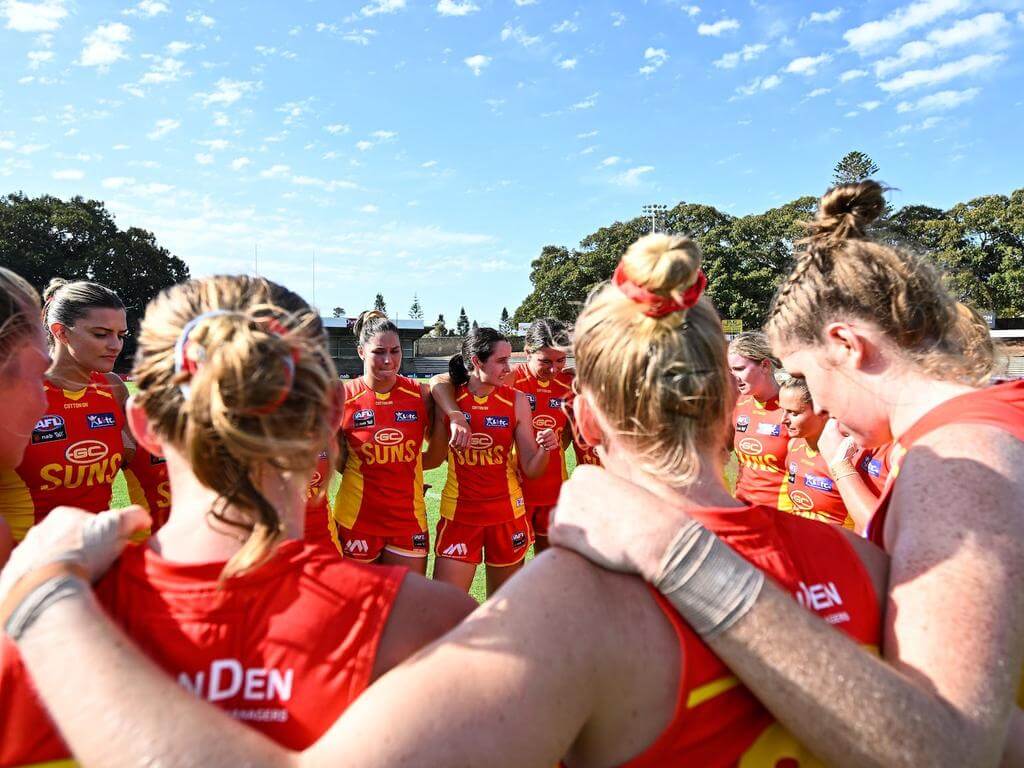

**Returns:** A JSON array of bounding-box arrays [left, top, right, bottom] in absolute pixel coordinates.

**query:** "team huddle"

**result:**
[[0, 180, 1022, 767]]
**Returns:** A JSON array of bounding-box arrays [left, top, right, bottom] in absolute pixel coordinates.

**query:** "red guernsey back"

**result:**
[[778, 438, 853, 528], [123, 442, 171, 531], [511, 362, 572, 506], [0, 372, 124, 542], [440, 384, 525, 525], [334, 376, 427, 536], [731, 395, 788, 509], [624, 504, 880, 767], [0, 540, 404, 765]]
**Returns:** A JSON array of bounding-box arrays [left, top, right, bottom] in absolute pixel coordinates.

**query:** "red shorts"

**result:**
[[336, 527, 429, 562], [434, 517, 532, 566], [528, 505, 555, 537]]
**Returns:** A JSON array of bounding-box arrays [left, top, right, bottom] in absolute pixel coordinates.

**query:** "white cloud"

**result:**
[[552, 19, 578, 33], [600, 155, 620, 166], [557, 57, 577, 70], [501, 24, 541, 46], [260, 164, 290, 178], [805, 8, 842, 24], [27, 49, 54, 69], [139, 56, 185, 84], [680, 5, 700, 17], [714, 43, 767, 69], [896, 86, 979, 111], [3, 0, 66, 32], [697, 18, 739, 36], [464, 53, 490, 75], [166, 40, 191, 55], [372, 130, 397, 140], [859, 100, 882, 110], [147, 117, 180, 139], [576, 129, 598, 138], [230, 157, 250, 170], [197, 139, 229, 151], [878, 53, 1004, 92], [185, 10, 214, 26], [571, 92, 599, 110], [78, 22, 132, 68], [355, 140, 374, 151], [421, 160, 438, 167], [785, 53, 831, 75], [18, 143, 49, 153], [194, 152, 214, 165], [360, 0, 405, 17], [843, 0, 968, 53], [514, 0, 537, 5], [639, 46, 668, 75], [893, 115, 945, 133], [360, 204, 379, 213], [579, 145, 596, 155], [101, 176, 135, 188], [436, 0, 478, 16], [52, 168, 83, 180], [874, 13, 1010, 77], [612, 165, 654, 187], [808, 87, 831, 97], [212, 112, 229, 127], [840, 68, 867, 81], [611, 11, 625, 27], [123, 0, 167, 17], [291, 175, 357, 191], [736, 73, 782, 96], [325, 123, 351, 134], [197, 78, 258, 107]]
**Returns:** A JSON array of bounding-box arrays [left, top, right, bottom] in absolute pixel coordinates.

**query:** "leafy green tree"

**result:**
[[373, 293, 387, 313], [408, 294, 423, 319], [431, 313, 447, 337], [456, 307, 470, 336], [832, 151, 880, 185], [499, 307, 512, 335], [332, 306, 345, 317]]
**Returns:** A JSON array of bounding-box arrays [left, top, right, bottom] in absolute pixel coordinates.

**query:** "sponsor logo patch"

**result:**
[[738, 437, 763, 456], [804, 473, 835, 492], [31, 414, 67, 444], [66, 439, 109, 465], [514, 496, 524, 508], [861, 456, 882, 478], [526, 394, 536, 412], [548, 397, 563, 409], [374, 428, 404, 445], [484, 416, 510, 429], [468, 433, 494, 450], [353, 409, 375, 428], [86, 412, 117, 430], [442, 542, 468, 558], [757, 422, 782, 437], [345, 539, 369, 555], [533, 414, 557, 430], [394, 410, 419, 423], [788, 461, 798, 483], [412, 532, 428, 550], [511, 531, 527, 550], [735, 415, 750, 433]]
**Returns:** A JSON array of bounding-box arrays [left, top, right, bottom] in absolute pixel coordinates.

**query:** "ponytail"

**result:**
[[449, 353, 470, 387]]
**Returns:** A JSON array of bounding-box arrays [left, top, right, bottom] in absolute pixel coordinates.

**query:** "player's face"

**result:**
[[0, 328, 50, 469], [55, 307, 127, 373], [360, 331, 401, 381], [475, 341, 513, 386], [528, 347, 567, 379], [727, 353, 774, 399], [779, 388, 825, 441]]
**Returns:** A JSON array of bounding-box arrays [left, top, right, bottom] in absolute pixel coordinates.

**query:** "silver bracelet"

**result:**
[[651, 520, 765, 638], [4, 574, 89, 642]]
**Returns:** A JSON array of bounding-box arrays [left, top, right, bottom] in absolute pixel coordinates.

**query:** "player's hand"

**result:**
[[549, 466, 689, 581], [536, 428, 558, 452], [0, 506, 151, 601], [447, 411, 471, 450], [819, 418, 857, 466]]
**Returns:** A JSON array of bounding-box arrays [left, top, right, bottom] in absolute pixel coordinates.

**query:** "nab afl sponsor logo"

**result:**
[[788, 461, 798, 483], [738, 437, 763, 456], [66, 439, 108, 465], [86, 412, 117, 430], [395, 410, 419, 423], [484, 415, 509, 429], [353, 409, 375, 428], [526, 394, 536, 412], [468, 433, 494, 450], [789, 489, 814, 510], [735, 415, 750, 433], [412, 532, 428, 550], [533, 414, 556, 431], [31, 414, 67, 444], [374, 428, 403, 446]]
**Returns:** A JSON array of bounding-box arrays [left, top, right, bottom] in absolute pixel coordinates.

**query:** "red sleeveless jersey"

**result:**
[[624, 504, 881, 767], [440, 384, 525, 525], [333, 376, 427, 536], [511, 363, 571, 506], [779, 438, 853, 529], [868, 380, 1024, 550], [123, 443, 171, 531], [854, 442, 893, 497], [732, 395, 788, 508], [0, 372, 124, 542], [0, 540, 404, 764]]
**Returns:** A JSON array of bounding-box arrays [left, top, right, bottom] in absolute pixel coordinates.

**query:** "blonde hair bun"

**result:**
[[809, 181, 887, 249], [620, 233, 703, 300]]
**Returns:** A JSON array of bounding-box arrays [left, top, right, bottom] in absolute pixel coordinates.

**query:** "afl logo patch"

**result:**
[[789, 489, 814, 510], [412, 532, 428, 550], [395, 410, 419, 423], [66, 439, 108, 465], [484, 416, 509, 429], [374, 428, 403, 446], [526, 394, 536, 412], [735, 415, 749, 433], [87, 412, 117, 430], [533, 414, 557, 430], [738, 437, 763, 455], [469, 433, 494, 450], [32, 415, 67, 444], [353, 409, 375, 428]]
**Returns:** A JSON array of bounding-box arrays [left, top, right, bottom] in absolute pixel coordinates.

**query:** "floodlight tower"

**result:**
[[641, 203, 668, 233]]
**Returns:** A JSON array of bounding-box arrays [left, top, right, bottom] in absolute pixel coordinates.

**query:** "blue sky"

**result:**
[[2, 0, 1022, 327]]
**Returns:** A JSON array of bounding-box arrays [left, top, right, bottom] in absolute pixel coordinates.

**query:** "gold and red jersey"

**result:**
[[854, 442, 894, 497], [510, 362, 571, 507], [333, 376, 427, 537], [623, 503, 880, 767], [303, 449, 336, 545], [0, 540, 405, 763], [778, 438, 853, 529], [732, 395, 789, 509], [123, 442, 171, 532], [0, 372, 124, 542], [440, 384, 526, 526]]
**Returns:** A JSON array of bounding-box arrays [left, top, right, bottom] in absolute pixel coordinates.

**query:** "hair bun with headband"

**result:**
[[806, 180, 887, 251], [614, 233, 707, 318]]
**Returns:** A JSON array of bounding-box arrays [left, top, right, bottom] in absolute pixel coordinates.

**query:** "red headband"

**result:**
[[612, 262, 707, 318]]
